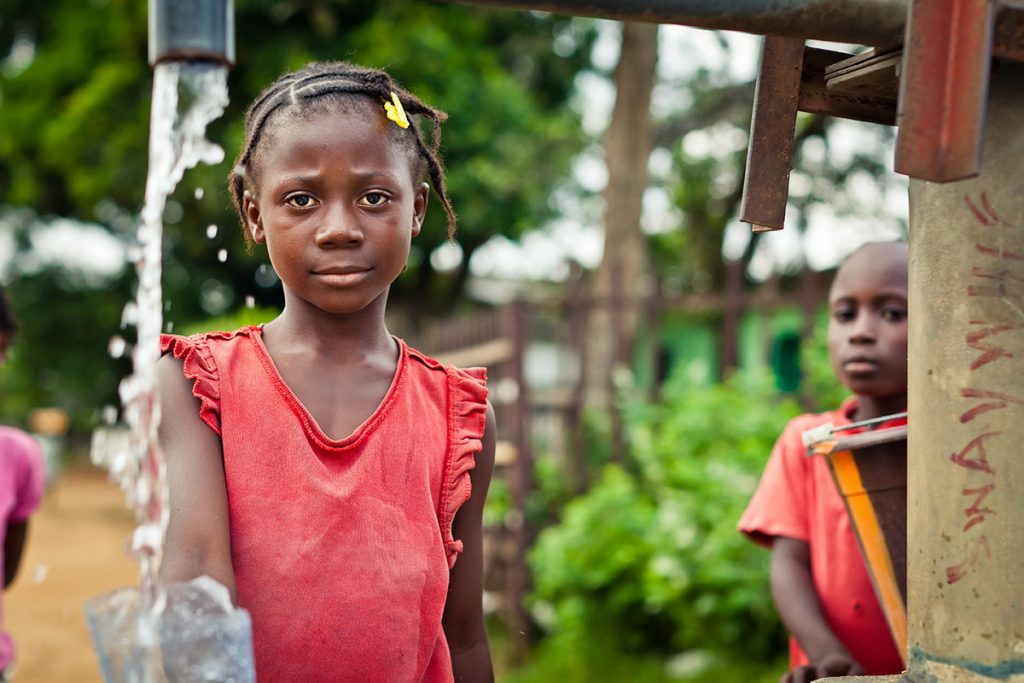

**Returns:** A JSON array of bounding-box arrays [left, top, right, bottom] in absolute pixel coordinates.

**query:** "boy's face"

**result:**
[[827, 243, 909, 400]]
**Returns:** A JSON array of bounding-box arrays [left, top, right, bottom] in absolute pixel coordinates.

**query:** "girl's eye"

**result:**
[[360, 192, 389, 207], [882, 307, 907, 322], [285, 193, 316, 208]]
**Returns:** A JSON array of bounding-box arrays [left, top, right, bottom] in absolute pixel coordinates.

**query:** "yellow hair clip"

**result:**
[[383, 91, 409, 129]]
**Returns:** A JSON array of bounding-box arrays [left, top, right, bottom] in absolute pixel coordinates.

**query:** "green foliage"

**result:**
[[0, 1, 594, 436], [501, 633, 787, 683], [527, 368, 801, 666], [0, 266, 132, 431], [483, 474, 510, 529], [178, 305, 280, 336], [799, 311, 849, 413], [0, 0, 595, 314], [645, 53, 755, 295]]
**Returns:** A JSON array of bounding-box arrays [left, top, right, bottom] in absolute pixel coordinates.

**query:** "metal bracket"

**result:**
[[740, 40, 901, 232], [739, 36, 804, 233], [736, 2, 1024, 230], [801, 47, 899, 125]]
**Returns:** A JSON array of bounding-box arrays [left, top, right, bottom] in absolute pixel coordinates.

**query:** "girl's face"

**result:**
[[243, 104, 428, 317], [827, 243, 909, 401]]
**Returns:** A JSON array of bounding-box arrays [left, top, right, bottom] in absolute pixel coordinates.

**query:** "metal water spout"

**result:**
[[149, 0, 235, 66]]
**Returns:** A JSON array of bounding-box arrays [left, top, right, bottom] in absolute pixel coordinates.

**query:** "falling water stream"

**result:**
[[131, 58, 227, 621], [87, 62, 254, 683]]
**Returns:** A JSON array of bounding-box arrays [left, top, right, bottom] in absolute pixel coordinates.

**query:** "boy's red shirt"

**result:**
[[162, 326, 487, 682], [738, 398, 906, 675]]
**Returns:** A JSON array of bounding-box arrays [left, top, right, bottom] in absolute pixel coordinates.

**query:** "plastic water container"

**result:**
[[85, 576, 254, 683]]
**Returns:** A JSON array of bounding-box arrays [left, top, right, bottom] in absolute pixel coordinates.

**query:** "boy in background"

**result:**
[[739, 242, 909, 682], [0, 288, 45, 680]]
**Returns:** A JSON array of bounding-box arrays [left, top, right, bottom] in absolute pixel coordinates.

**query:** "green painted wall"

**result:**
[[650, 306, 809, 391]]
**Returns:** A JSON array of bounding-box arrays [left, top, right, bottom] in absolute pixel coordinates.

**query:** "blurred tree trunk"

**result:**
[[720, 258, 744, 375], [584, 22, 659, 453]]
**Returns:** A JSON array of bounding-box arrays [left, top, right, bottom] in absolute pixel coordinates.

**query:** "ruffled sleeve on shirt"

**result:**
[[440, 365, 488, 569], [160, 333, 222, 437], [737, 414, 817, 547]]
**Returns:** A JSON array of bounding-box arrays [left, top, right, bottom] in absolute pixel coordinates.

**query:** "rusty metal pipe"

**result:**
[[450, 0, 907, 46]]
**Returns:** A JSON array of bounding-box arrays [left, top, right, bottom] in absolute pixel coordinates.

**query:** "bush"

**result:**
[[527, 368, 802, 667]]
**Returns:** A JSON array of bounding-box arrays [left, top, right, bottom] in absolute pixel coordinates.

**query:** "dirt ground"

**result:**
[[6, 465, 138, 683]]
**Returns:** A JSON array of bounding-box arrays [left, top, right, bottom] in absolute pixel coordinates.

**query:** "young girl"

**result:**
[[157, 62, 495, 682]]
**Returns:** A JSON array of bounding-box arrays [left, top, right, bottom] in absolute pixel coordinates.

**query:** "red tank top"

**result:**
[[161, 326, 487, 682]]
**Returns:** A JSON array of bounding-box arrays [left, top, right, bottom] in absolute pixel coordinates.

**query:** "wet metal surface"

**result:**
[[739, 36, 804, 232], [149, 0, 236, 66]]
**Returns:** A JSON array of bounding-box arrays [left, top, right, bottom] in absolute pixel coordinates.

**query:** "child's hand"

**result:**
[[780, 653, 865, 683]]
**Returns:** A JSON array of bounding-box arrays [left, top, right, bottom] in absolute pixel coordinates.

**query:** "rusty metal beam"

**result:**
[[740, 36, 804, 232], [450, 0, 907, 47], [895, 0, 995, 182], [799, 47, 897, 125]]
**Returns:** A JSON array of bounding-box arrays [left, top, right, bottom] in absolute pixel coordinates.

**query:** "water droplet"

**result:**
[[194, 188, 205, 200], [90, 424, 130, 471], [121, 303, 138, 328], [164, 300, 172, 312], [108, 336, 127, 358], [33, 564, 49, 584], [165, 322, 174, 333], [245, 295, 255, 309], [217, 249, 228, 262], [254, 263, 279, 288], [163, 200, 184, 224], [206, 224, 218, 239]]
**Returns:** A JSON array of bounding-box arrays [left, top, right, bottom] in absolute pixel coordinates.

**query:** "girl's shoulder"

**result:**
[[160, 324, 263, 368], [161, 325, 260, 352], [398, 341, 490, 570], [401, 340, 488, 391], [159, 327, 262, 437]]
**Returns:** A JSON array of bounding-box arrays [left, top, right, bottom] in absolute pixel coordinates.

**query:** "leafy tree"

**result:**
[[0, 265, 132, 432], [644, 35, 905, 374], [1, 0, 594, 314], [649, 36, 904, 295], [0, 0, 595, 432]]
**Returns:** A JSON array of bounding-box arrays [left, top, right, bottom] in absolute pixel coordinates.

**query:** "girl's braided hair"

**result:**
[[228, 61, 456, 241]]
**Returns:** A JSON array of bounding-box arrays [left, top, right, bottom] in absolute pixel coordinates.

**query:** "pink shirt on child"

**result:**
[[0, 426, 45, 671], [162, 327, 487, 682], [737, 398, 904, 675]]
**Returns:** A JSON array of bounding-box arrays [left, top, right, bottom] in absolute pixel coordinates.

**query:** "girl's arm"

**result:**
[[443, 401, 496, 683], [157, 354, 236, 602], [4, 520, 28, 588], [771, 536, 865, 682]]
